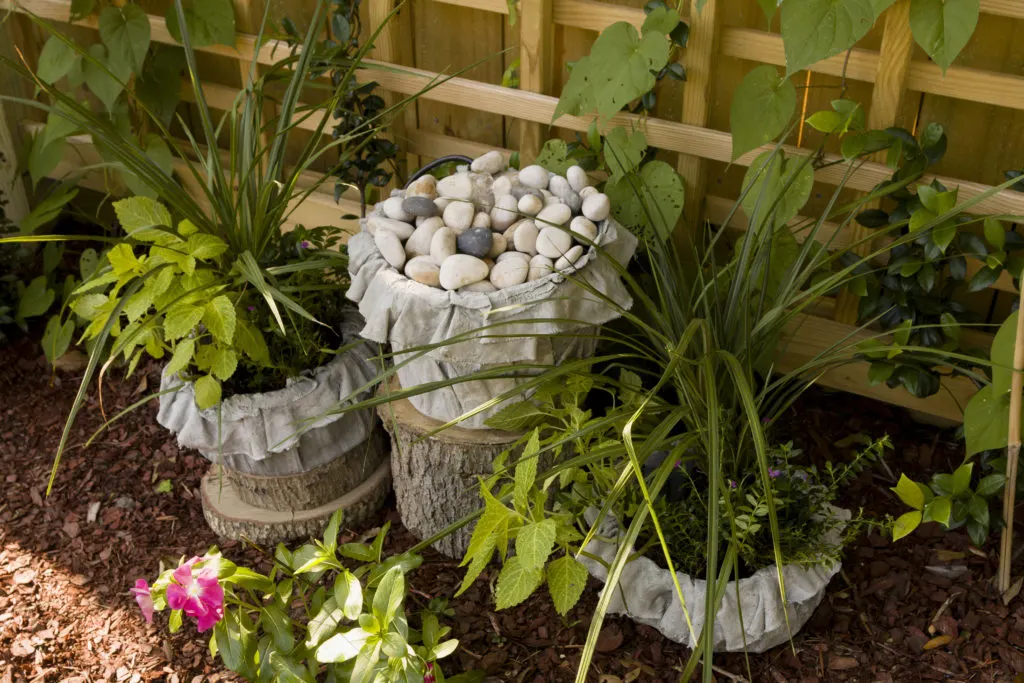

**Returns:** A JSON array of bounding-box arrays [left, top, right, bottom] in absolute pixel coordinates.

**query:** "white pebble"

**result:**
[[437, 172, 473, 200], [490, 258, 529, 289], [535, 203, 572, 227], [435, 197, 451, 212], [404, 256, 441, 287], [487, 233, 508, 258], [555, 245, 585, 274], [367, 215, 414, 240], [405, 217, 443, 258], [519, 164, 549, 189], [382, 196, 413, 222], [582, 193, 611, 222], [461, 280, 498, 293], [472, 212, 492, 229], [543, 195, 561, 208], [375, 229, 406, 270], [541, 189, 553, 199], [439, 254, 489, 290], [579, 186, 599, 199], [518, 194, 543, 216], [570, 216, 598, 243], [406, 174, 437, 199], [490, 194, 519, 231], [470, 150, 505, 175], [498, 250, 530, 265], [566, 166, 589, 193], [512, 219, 539, 255], [430, 226, 457, 262], [528, 254, 554, 281], [443, 201, 475, 233], [492, 175, 513, 197], [536, 227, 573, 259]]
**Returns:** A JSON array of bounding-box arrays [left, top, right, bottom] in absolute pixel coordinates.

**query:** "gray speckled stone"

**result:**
[[402, 196, 439, 218], [457, 227, 494, 259]]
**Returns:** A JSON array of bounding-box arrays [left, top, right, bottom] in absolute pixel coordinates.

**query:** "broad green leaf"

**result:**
[[892, 510, 922, 541], [730, 65, 796, 160], [306, 597, 344, 649], [923, 496, 952, 526], [991, 311, 1018, 396], [976, 473, 1006, 497], [740, 152, 814, 231], [985, 217, 1006, 250], [42, 316, 74, 363], [164, 304, 204, 340], [266, 650, 312, 683], [107, 243, 142, 275], [546, 554, 588, 616], [909, 0, 979, 73], [260, 603, 295, 653], [603, 128, 647, 183], [867, 361, 895, 385], [124, 289, 154, 322], [316, 628, 371, 663], [188, 234, 229, 261], [37, 36, 78, 84], [203, 295, 237, 343], [870, 0, 897, 16], [964, 385, 1011, 457], [164, 338, 195, 377], [605, 160, 685, 241], [495, 555, 544, 610], [166, 0, 237, 48], [40, 106, 79, 151], [335, 570, 363, 620], [208, 347, 237, 381], [892, 473, 925, 510], [114, 196, 172, 235], [235, 318, 270, 364], [458, 488, 514, 595], [967, 494, 989, 527], [433, 638, 460, 660], [70, 0, 96, 21], [213, 612, 245, 669], [515, 519, 557, 570], [99, 5, 151, 74], [642, 6, 680, 35], [805, 110, 843, 134], [533, 139, 573, 175], [781, 0, 875, 76], [485, 400, 548, 431], [194, 374, 222, 409], [18, 277, 55, 319], [950, 462, 974, 495], [513, 430, 540, 513], [71, 293, 109, 320], [83, 44, 129, 111], [28, 135, 64, 189], [136, 45, 187, 127], [121, 135, 174, 199], [371, 567, 405, 625], [79, 249, 99, 280]]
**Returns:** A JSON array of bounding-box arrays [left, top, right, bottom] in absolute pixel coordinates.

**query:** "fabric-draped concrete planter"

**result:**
[[580, 505, 851, 652], [157, 330, 389, 544]]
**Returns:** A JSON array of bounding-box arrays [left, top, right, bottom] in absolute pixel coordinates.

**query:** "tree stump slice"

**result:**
[[378, 378, 523, 559], [201, 459, 391, 546], [223, 427, 388, 512]]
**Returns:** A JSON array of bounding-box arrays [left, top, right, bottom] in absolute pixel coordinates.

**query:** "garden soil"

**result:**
[[1, 338, 1023, 682]]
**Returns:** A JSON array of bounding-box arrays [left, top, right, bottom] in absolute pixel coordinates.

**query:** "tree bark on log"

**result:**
[[378, 379, 523, 559]]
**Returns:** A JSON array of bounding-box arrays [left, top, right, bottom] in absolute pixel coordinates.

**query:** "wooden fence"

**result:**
[[5, 0, 1024, 421]]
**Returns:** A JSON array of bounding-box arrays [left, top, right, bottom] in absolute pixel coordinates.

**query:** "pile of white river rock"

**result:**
[[366, 150, 613, 292]]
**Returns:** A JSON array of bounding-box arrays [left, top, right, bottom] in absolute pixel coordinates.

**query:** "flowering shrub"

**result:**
[[133, 512, 465, 682]]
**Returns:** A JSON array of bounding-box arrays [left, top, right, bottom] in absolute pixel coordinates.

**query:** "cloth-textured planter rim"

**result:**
[[580, 505, 852, 653]]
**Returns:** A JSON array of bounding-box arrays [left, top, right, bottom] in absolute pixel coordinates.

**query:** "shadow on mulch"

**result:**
[[0, 336, 1023, 682]]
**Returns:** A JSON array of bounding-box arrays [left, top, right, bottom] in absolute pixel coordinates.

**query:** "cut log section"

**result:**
[[377, 377, 524, 559], [222, 428, 389, 512], [201, 459, 392, 546]]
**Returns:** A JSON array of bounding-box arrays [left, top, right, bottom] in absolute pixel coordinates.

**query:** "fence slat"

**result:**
[[369, 0, 410, 189], [518, 0, 555, 164]]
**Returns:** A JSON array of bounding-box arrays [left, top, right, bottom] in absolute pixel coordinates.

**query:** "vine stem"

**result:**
[[998, 286, 1024, 592]]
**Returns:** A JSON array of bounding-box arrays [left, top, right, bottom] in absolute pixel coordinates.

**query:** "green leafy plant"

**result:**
[[891, 464, 1005, 545]]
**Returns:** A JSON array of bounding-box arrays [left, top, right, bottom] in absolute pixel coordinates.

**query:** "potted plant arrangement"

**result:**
[[8, 0, 424, 543]]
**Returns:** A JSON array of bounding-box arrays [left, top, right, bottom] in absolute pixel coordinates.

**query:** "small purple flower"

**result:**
[[300, 240, 312, 249], [768, 468, 782, 478], [674, 460, 682, 469], [761, 416, 771, 425], [728, 480, 737, 489], [794, 470, 810, 483], [247, 305, 255, 312]]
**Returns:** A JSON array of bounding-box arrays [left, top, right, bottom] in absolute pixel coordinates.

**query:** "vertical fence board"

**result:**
[[0, 17, 33, 223], [518, 0, 554, 163], [368, 0, 409, 188]]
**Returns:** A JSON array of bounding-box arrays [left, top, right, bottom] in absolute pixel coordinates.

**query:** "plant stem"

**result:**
[[998, 288, 1024, 591]]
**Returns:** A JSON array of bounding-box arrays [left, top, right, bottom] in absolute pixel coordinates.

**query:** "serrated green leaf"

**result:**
[[106, 243, 141, 276], [166, 0, 237, 48], [892, 473, 925, 510], [71, 293, 109, 320], [730, 65, 796, 160], [515, 519, 557, 571], [203, 296, 236, 343], [892, 510, 922, 541], [781, 0, 875, 76], [123, 289, 153, 322], [546, 554, 588, 616], [164, 338, 195, 377], [909, 0, 979, 73], [513, 430, 540, 513], [495, 555, 544, 610], [163, 304, 203, 340], [99, 4, 151, 75], [209, 347, 237, 381], [114, 196, 172, 237], [194, 374, 221, 409], [458, 488, 513, 595], [187, 233, 229, 261], [485, 400, 548, 431]]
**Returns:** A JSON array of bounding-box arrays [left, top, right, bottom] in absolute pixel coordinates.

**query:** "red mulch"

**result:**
[[1, 336, 1023, 682]]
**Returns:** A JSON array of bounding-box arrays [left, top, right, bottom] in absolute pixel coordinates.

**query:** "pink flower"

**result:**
[[424, 662, 435, 683], [768, 468, 782, 478], [166, 558, 224, 632], [131, 579, 154, 624]]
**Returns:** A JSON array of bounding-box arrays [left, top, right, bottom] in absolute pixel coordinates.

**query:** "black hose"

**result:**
[[403, 155, 474, 189]]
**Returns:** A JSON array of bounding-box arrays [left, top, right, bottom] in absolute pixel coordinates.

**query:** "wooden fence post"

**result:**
[[0, 16, 32, 224], [369, 0, 413, 187], [676, 0, 720, 246], [833, 0, 914, 325], [518, 0, 554, 165]]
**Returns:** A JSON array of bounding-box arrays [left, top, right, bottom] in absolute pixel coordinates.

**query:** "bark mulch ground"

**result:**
[[1, 337, 1023, 682]]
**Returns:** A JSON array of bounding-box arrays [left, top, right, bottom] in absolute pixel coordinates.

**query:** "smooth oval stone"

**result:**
[[579, 186, 599, 199], [528, 254, 554, 281], [367, 215, 414, 240], [491, 194, 519, 231], [487, 233, 508, 258], [536, 203, 572, 227], [430, 226, 457, 262], [375, 229, 406, 270], [492, 175, 513, 197], [570, 216, 598, 243], [439, 254, 489, 291], [437, 172, 473, 200], [405, 256, 441, 287], [555, 245, 585, 274], [512, 219, 539, 255], [536, 227, 573, 259], [498, 250, 530, 265], [461, 280, 498, 293], [402, 195, 439, 218], [566, 165, 589, 193], [382, 196, 413, 222], [519, 164, 549, 189], [548, 176, 582, 214], [457, 226, 494, 258], [471, 150, 505, 175], [582, 193, 611, 222], [510, 184, 542, 201], [490, 258, 529, 289], [434, 197, 451, 212], [443, 201, 475, 233], [518, 194, 543, 216], [406, 174, 437, 199], [406, 217, 443, 258], [472, 211, 491, 229]]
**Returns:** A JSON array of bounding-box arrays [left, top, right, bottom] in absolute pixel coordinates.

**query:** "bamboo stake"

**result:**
[[998, 289, 1024, 591]]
